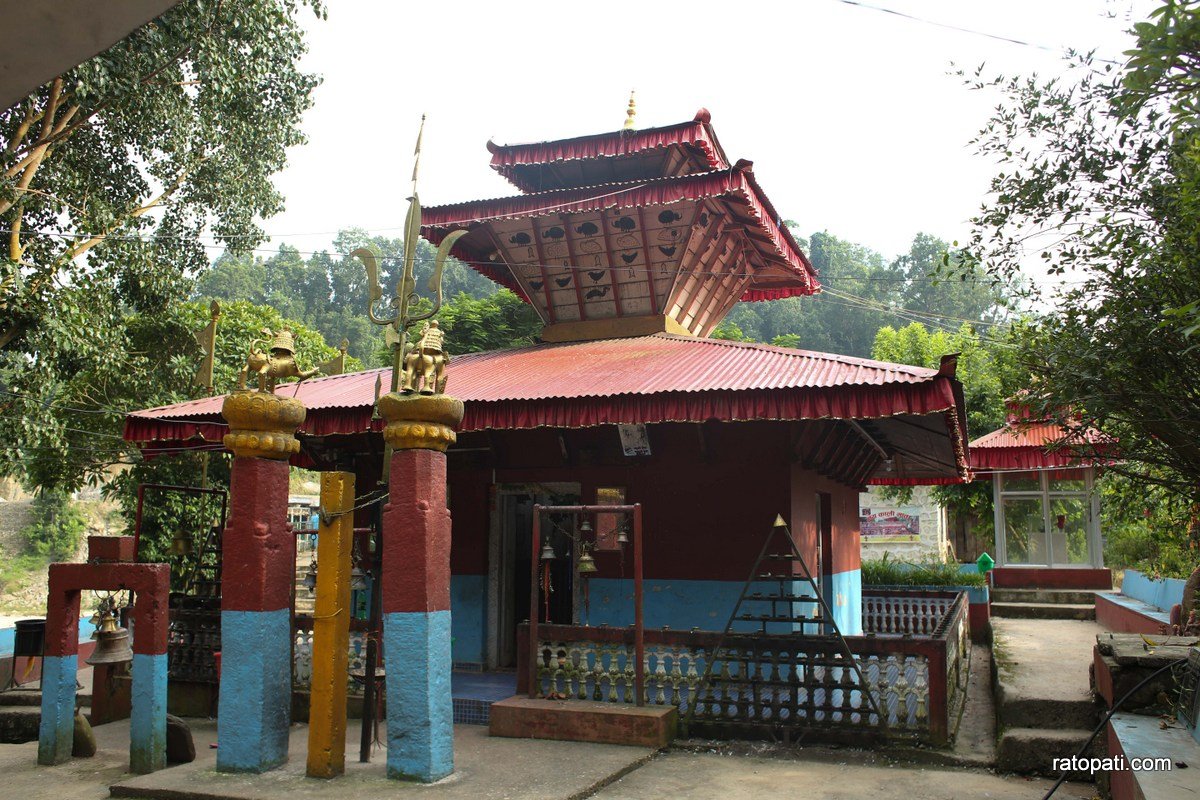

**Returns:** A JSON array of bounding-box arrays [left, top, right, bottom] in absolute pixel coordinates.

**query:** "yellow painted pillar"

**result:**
[[305, 471, 355, 778]]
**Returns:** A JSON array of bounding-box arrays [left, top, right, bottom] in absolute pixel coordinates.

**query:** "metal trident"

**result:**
[[351, 115, 467, 394]]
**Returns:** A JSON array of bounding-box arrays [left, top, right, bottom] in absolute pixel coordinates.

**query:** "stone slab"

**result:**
[[991, 601, 1096, 621], [489, 697, 676, 749], [1108, 712, 1200, 800]]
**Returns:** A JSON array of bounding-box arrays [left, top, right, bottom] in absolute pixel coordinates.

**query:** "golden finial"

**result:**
[[623, 90, 637, 131]]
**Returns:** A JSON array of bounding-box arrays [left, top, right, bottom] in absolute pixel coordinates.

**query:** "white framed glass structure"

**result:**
[[991, 468, 1103, 568]]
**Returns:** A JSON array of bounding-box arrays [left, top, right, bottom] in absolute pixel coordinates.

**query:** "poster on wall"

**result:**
[[859, 507, 921, 543]]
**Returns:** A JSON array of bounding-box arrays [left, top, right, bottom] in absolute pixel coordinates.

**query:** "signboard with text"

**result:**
[[859, 507, 921, 543]]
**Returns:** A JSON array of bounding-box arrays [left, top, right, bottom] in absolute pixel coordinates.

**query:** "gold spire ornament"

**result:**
[[193, 300, 221, 394], [623, 90, 637, 130], [352, 115, 466, 396], [317, 338, 350, 377], [354, 116, 466, 466]]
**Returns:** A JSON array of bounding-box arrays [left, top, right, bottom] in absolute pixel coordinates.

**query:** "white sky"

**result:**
[[259, 0, 1153, 264]]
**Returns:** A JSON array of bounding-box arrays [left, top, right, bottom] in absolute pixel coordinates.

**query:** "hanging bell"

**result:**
[[350, 565, 368, 591], [87, 617, 133, 666], [616, 523, 630, 545], [539, 540, 556, 561], [577, 550, 598, 575], [170, 530, 192, 556], [579, 517, 593, 534], [303, 560, 317, 593], [88, 610, 102, 639]]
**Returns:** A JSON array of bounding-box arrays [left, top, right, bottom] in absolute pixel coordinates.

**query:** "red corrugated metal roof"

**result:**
[[131, 334, 939, 420], [123, 334, 971, 482], [970, 419, 1112, 471]]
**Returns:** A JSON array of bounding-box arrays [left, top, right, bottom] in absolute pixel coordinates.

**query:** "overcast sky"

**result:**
[[257, 0, 1153, 266]]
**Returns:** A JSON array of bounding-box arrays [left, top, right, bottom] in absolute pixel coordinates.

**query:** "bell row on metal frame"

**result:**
[[539, 512, 629, 570], [303, 559, 369, 593]]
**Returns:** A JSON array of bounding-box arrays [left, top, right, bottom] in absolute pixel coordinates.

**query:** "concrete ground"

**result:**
[[0, 714, 1103, 800], [592, 749, 1096, 799], [110, 720, 658, 799]]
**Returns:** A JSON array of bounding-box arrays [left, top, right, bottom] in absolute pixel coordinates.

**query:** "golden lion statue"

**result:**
[[238, 328, 320, 392]]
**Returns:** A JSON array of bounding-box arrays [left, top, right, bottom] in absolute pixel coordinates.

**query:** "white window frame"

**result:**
[[992, 467, 1102, 568]]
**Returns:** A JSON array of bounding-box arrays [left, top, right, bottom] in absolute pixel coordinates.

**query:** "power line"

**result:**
[[829, 0, 1124, 64]]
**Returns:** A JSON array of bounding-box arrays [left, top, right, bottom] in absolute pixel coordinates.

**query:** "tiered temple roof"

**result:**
[[421, 109, 818, 341]]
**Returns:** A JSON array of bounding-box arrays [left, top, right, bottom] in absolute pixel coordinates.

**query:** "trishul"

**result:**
[[351, 116, 467, 394]]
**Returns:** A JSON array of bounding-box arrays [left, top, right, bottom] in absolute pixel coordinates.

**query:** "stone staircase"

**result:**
[[0, 681, 92, 744], [990, 588, 1097, 621], [993, 617, 1103, 780]]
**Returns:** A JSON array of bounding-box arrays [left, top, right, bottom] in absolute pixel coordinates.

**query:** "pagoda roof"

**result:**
[[487, 109, 730, 193], [123, 334, 970, 486], [422, 162, 817, 338], [423, 109, 817, 340]]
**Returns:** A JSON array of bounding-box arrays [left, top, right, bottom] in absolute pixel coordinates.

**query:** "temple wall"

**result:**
[[446, 422, 867, 663]]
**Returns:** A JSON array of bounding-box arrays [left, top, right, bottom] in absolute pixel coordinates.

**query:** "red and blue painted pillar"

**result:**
[[38, 544, 169, 774], [377, 392, 463, 783], [216, 392, 305, 773]]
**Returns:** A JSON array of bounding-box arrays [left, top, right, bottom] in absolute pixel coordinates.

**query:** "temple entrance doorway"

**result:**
[[488, 483, 581, 669]]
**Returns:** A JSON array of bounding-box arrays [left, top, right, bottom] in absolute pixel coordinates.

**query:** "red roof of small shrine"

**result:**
[[423, 110, 817, 339], [969, 400, 1113, 472], [123, 334, 970, 485]]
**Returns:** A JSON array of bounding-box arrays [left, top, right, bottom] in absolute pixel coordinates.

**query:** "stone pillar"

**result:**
[[38, 580, 81, 767], [377, 393, 463, 782], [306, 471, 355, 779], [217, 391, 304, 774]]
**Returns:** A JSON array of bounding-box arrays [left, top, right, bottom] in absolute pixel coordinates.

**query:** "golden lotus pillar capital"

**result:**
[[221, 391, 306, 460], [376, 393, 464, 453]]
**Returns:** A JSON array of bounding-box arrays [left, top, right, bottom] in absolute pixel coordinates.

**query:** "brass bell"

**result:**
[[87, 616, 133, 666], [616, 524, 630, 545], [577, 550, 598, 575], [350, 566, 368, 591], [170, 530, 192, 556], [540, 540, 556, 561], [579, 518, 593, 534], [88, 611, 102, 639]]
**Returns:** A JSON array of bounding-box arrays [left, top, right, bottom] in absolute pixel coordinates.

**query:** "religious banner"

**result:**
[[859, 507, 921, 543]]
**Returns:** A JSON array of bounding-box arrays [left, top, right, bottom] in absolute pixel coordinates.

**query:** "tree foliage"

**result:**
[[0, 0, 323, 486], [958, 1, 1200, 502], [872, 321, 1030, 526], [726, 231, 1005, 357]]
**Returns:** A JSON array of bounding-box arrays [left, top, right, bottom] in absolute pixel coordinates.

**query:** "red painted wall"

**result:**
[[447, 421, 863, 582]]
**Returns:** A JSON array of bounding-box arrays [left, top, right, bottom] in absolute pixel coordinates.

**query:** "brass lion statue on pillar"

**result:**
[[401, 320, 449, 395], [238, 328, 320, 392]]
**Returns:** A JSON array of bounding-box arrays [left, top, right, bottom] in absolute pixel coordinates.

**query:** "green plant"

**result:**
[[860, 552, 986, 588], [22, 488, 86, 560]]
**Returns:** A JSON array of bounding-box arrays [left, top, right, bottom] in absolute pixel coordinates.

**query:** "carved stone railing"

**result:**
[[863, 589, 960, 636], [516, 590, 969, 746], [292, 614, 371, 696]]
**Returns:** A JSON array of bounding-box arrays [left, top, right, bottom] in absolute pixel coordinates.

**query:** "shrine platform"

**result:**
[[451, 670, 516, 725]]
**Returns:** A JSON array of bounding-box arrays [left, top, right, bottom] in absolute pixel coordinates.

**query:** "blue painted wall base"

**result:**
[[37, 654, 77, 765], [130, 653, 167, 774], [384, 610, 453, 782], [217, 609, 292, 773]]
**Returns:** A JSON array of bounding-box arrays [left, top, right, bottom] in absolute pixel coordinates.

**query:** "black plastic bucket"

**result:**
[[13, 619, 45, 658]]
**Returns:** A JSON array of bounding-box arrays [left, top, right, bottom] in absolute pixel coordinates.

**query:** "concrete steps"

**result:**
[[991, 601, 1096, 620], [997, 727, 1099, 781], [992, 618, 1103, 780], [991, 588, 1098, 620], [0, 684, 93, 744], [991, 589, 1098, 605]]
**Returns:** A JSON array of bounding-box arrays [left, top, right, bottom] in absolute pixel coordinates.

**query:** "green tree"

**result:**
[[958, 1, 1200, 596], [872, 321, 1030, 546], [0, 0, 323, 486]]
